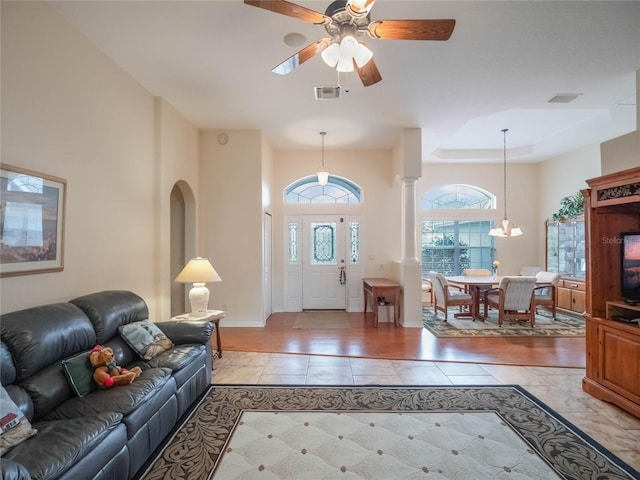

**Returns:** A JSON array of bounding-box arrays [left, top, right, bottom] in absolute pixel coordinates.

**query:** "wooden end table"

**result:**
[[172, 309, 225, 358]]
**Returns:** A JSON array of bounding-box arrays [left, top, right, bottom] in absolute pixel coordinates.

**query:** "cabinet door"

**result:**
[[598, 324, 640, 401], [546, 222, 559, 273], [572, 289, 586, 313], [557, 287, 572, 310]]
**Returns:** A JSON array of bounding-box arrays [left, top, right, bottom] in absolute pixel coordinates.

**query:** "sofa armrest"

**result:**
[[157, 320, 213, 346], [0, 459, 31, 480]]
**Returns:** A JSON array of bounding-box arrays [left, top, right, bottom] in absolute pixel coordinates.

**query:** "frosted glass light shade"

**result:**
[[317, 169, 330, 186], [488, 219, 523, 237], [321, 42, 341, 67], [354, 42, 373, 67]]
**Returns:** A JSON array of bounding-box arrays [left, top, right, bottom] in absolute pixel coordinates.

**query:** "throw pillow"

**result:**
[[62, 350, 97, 397], [119, 320, 174, 360], [0, 386, 37, 455]]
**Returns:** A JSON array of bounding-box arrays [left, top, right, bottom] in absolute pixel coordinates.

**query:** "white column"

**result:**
[[402, 177, 419, 264]]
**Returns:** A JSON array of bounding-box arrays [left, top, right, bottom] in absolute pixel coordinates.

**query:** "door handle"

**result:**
[[339, 266, 346, 285]]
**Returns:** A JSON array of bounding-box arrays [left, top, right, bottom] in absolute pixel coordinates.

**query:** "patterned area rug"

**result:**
[[423, 306, 585, 337], [139, 385, 638, 480], [293, 311, 350, 329]]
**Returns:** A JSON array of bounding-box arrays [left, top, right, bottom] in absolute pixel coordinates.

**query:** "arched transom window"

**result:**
[[421, 184, 495, 210], [284, 176, 361, 204]]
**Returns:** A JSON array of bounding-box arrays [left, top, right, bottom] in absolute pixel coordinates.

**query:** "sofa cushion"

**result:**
[[70, 291, 149, 344], [61, 350, 96, 397], [1, 342, 17, 386], [119, 320, 174, 360], [2, 412, 123, 480], [1, 303, 96, 381], [43, 367, 173, 421], [140, 344, 206, 389], [0, 386, 37, 455]]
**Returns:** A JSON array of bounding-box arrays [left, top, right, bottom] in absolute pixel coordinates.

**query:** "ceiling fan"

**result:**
[[244, 0, 455, 87]]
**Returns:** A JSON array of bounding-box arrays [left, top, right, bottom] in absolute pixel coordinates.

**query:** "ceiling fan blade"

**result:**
[[356, 58, 382, 87], [272, 38, 332, 75], [368, 19, 456, 41], [244, 0, 331, 25], [345, 0, 376, 17]]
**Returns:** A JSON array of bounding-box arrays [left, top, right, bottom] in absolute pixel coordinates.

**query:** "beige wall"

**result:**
[[0, 2, 200, 318], [601, 70, 640, 174], [199, 130, 265, 326]]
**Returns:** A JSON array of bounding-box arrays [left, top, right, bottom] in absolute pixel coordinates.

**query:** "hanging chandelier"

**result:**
[[489, 128, 523, 237], [316, 131, 330, 186]]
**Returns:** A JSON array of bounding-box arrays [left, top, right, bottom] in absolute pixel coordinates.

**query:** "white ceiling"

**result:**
[[49, 0, 640, 163]]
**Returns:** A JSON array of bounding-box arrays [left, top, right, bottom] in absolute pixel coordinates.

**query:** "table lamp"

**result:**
[[175, 257, 222, 317]]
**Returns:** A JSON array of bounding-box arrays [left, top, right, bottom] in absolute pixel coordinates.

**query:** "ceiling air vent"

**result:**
[[314, 85, 340, 100], [548, 93, 582, 104]]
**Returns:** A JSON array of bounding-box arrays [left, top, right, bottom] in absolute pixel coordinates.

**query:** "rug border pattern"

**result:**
[[139, 385, 638, 480], [422, 307, 586, 337]]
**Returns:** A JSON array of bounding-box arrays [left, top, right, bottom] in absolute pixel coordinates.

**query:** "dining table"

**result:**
[[445, 275, 501, 321]]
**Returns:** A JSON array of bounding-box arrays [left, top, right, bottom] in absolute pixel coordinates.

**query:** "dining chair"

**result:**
[[463, 269, 492, 277], [482, 276, 538, 327], [463, 269, 493, 305], [519, 265, 544, 276], [429, 271, 475, 321], [533, 271, 561, 319], [421, 277, 433, 305]]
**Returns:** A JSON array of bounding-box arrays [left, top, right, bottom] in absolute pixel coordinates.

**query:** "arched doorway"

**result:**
[[170, 181, 196, 316]]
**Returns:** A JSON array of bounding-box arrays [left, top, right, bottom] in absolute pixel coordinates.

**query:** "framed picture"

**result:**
[[1, 165, 66, 277]]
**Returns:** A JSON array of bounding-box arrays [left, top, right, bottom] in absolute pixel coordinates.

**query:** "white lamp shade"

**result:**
[[317, 169, 330, 186], [353, 42, 373, 68], [175, 257, 221, 283], [336, 56, 354, 73], [321, 42, 340, 67], [175, 257, 222, 317]]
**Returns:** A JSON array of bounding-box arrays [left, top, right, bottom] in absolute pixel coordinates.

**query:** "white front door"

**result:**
[[302, 215, 347, 310]]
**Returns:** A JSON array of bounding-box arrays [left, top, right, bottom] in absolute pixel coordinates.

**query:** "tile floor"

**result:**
[[213, 351, 640, 473]]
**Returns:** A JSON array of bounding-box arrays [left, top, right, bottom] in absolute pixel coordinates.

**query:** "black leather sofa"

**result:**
[[1, 290, 214, 480]]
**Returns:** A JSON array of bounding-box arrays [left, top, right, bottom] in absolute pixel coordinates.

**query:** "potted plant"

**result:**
[[551, 191, 584, 221]]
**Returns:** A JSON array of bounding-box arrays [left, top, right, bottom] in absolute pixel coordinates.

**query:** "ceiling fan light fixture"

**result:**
[[345, 0, 376, 18], [321, 42, 341, 67], [336, 55, 355, 72], [354, 42, 373, 67]]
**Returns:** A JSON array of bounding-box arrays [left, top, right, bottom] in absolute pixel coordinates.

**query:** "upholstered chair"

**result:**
[[422, 278, 433, 304], [429, 271, 475, 321], [519, 266, 544, 276], [483, 276, 538, 327], [463, 269, 492, 277], [533, 271, 561, 319]]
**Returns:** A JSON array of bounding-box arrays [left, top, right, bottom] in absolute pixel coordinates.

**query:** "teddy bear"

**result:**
[[88, 345, 142, 388]]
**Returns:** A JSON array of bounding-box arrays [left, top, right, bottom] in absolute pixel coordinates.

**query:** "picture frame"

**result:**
[[1, 164, 66, 277]]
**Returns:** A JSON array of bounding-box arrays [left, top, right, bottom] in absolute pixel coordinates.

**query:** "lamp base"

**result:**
[[188, 282, 210, 317]]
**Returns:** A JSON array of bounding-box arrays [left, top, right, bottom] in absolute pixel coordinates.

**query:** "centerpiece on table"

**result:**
[[492, 260, 500, 278]]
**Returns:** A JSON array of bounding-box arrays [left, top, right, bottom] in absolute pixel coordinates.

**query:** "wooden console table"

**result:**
[[363, 278, 402, 327]]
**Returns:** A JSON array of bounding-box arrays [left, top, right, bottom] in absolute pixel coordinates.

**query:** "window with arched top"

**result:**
[[421, 184, 497, 276], [421, 184, 495, 210], [284, 176, 361, 204]]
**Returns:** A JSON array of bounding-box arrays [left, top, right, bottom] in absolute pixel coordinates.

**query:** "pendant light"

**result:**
[[316, 131, 330, 186], [489, 128, 523, 237]]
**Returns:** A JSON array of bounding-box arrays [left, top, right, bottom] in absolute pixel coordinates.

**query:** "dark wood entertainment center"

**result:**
[[582, 166, 640, 419]]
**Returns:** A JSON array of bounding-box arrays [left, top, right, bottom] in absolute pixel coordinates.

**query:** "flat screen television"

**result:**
[[621, 232, 640, 303]]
